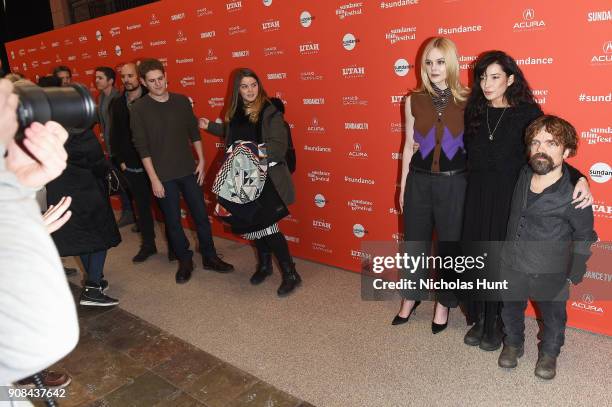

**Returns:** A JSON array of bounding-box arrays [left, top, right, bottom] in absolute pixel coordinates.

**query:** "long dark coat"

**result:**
[[46, 129, 121, 256]]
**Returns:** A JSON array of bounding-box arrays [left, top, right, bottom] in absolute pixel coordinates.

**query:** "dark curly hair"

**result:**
[[464, 50, 539, 138], [525, 115, 578, 158]]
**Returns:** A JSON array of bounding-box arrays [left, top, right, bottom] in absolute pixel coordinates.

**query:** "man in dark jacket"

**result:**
[[498, 115, 597, 380], [110, 62, 159, 263]]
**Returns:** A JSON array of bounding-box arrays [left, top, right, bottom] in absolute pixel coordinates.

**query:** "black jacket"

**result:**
[[109, 87, 148, 169], [501, 165, 597, 283], [46, 129, 121, 256]]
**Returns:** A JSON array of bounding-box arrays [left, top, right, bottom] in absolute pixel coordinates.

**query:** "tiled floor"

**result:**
[[39, 284, 314, 407]]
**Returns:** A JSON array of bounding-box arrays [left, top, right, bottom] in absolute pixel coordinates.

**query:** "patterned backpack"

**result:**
[[212, 141, 268, 204]]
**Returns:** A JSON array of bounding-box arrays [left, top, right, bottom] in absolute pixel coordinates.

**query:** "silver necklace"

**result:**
[[486, 106, 508, 141]]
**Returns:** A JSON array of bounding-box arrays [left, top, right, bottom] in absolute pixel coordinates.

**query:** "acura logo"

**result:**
[[582, 293, 594, 304], [603, 41, 612, 54], [523, 8, 535, 20], [354, 143, 361, 151]]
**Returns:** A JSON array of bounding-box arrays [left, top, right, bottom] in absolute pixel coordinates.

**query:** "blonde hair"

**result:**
[[418, 37, 468, 102]]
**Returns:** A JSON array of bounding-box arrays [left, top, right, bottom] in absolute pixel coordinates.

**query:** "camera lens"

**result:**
[[14, 83, 97, 132]]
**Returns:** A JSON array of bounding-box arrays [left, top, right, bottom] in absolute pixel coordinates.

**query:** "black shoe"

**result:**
[[464, 318, 485, 346], [132, 245, 157, 263], [391, 301, 421, 325], [250, 250, 273, 285], [79, 285, 119, 307], [479, 328, 504, 351], [431, 305, 449, 334], [168, 250, 177, 262], [534, 353, 557, 380], [277, 261, 301, 296], [64, 266, 78, 276], [100, 279, 108, 292], [203, 255, 234, 273], [498, 344, 524, 368], [116, 212, 135, 228], [175, 258, 193, 284]]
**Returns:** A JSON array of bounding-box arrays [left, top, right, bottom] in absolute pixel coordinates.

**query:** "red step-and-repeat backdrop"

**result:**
[[5, 0, 611, 335]]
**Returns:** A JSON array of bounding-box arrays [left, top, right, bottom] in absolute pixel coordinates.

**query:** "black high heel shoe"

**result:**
[[391, 301, 421, 325], [431, 308, 449, 334]]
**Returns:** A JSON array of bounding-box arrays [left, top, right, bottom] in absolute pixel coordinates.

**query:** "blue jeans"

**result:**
[[80, 250, 107, 285], [157, 174, 216, 261]]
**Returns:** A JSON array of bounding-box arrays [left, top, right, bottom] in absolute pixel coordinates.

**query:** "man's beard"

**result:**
[[529, 152, 556, 175]]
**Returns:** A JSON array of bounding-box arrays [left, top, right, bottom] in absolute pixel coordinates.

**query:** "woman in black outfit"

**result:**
[[46, 128, 121, 306], [461, 51, 592, 350], [200, 68, 301, 297]]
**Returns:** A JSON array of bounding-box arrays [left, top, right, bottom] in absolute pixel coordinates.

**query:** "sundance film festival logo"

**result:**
[[385, 26, 416, 44], [300, 71, 323, 81], [589, 162, 612, 183], [581, 126, 612, 145], [175, 57, 194, 64], [307, 117, 325, 133], [126, 23, 142, 31], [267, 72, 287, 80], [299, 42, 320, 55], [380, 0, 419, 9], [304, 145, 332, 153], [180, 76, 196, 87], [345, 122, 369, 130], [171, 12, 185, 21], [314, 194, 327, 208], [587, 9, 611, 22], [264, 46, 284, 57], [532, 89, 549, 105], [150, 39, 167, 47], [303, 97, 325, 105], [308, 170, 330, 183], [232, 49, 250, 58], [313, 220, 332, 231], [203, 77, 223, 85], [591, 41, 612, 65], [208, 97, 225, 108], [131, 41, 144, 51], [201, 31, 216, 39], [348, 143, 368, 159], [109, 27, 121, 37], [205, 49, 218, 62], [262, 19, 280, 32], [394, 59, 411, 76], [348, 199, 373, 212], [513, 8, 546, 31], [150, 13, 160, 25], [343, 96, 368, 106], [353, 224, 368, 238], [300, 11, 314, 27], [345, 175, 375, 185], [342, 65, 366, 78], [459, 55, 478, 70], [226, 1, 242, 12], [229, 25, 247, 36], [342, 33, 359, 50], [176, 30, 187, 42], [313, 243, 333, 253], [336, 2, 363, 19], [438, 24, 482, 35], [197, 8, 213, 17]]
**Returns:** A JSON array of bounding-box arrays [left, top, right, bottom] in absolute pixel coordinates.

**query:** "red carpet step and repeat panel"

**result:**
[[6, 0, 611, 335]]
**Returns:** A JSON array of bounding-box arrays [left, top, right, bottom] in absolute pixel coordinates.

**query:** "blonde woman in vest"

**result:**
[[393, 37, 469, 333]]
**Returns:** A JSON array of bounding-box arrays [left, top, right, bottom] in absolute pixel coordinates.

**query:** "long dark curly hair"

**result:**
[[464, 50, 538, 138]]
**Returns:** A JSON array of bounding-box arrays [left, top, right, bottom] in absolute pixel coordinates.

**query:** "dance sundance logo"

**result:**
[[380, 0, 419, 9], [314, 194, 327, 208], [348, 199, 373, 212], [589, 162, 612, 183], [313, 243, 333, 253], [300, 11, 314, 27], [336, 2, 363, 19], [385, 27, 416, 44], [353, 224, 368, 238], [580, 126, 612, 145], [308, 170, 330, 183], [342, 33, 359, 50], [394, 59, 411, 76]]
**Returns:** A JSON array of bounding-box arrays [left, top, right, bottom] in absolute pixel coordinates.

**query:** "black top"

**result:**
[[229, 106, 258, 144], [109, 86, 148, 169]]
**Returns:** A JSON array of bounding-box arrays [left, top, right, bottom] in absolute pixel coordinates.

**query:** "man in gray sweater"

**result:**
[[130, 59, 233, 283], [498, 115, 597, 380]]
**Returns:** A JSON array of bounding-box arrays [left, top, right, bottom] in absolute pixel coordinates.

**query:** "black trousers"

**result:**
[[501, 272, 569, 357], [123, 169, 156, 248], [401, 170, 467, 307]]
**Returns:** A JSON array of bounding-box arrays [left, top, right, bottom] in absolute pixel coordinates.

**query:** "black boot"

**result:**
[[480, 318, 504, 351], [277, 261, 301, 297], [175, 258, 193, 284], [250, 250, 273, 285], [498, 344, 524, 368], [464, 316, 485, 346], [534, 353, 557, 380]]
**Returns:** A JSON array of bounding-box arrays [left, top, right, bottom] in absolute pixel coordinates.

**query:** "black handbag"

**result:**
[[285, 123, 296, 174]]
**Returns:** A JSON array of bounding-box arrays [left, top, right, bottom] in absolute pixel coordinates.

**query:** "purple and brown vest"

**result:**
[[410, 91, 466, 172]]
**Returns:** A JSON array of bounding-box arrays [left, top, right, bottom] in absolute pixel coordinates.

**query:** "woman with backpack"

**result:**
[[199, 68, 301, 297]]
